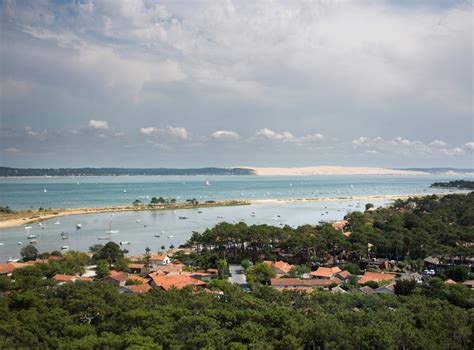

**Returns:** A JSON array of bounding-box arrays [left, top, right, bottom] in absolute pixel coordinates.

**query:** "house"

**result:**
[[263, 260, 294, 275], [127, 275, 149, 284], [52, 274, 76, 283], [332, 220, 349, 231], [190, 272, 216, 282], [445, 279, 457, 285], [0, 263, 15, 277], [270, 278, 341, 290], [424, 256, 474, 273], [331, 286, 347, 294], [102, 271, 129, 287], [128, 263, 145, 274], [78, 277, 94, 282], [374, 283, 396, 296], [463, 280, 474, 289], [149, 254, 171, 267], [358, 272, 396, 285], [399, 272, 423, 283], [148, 274, 206, 291], [121, 284, 152, 294], [359, 286, 375, 295], [150, 262, 184, 275], [336, 270, 351, 281], [310, 266, 342, 279]]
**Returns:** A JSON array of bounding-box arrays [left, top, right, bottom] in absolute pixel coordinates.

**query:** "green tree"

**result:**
[[95, 260, 110, 279], [246, 263, 275, 285], [20, 245, 39, 261], [95, 242, 124, 267], [217, 259, 229, 279], [394, 279, 417, 296]]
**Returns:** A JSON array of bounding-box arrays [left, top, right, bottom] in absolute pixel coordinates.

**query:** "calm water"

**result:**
[[0, 175, 470, 262]]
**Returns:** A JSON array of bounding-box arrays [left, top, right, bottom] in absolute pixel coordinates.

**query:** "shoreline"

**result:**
[[0, 192, 461, 229]]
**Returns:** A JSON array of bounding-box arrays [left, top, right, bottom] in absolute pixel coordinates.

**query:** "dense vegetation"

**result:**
[[0, 167, 254, 177], [431, 180, 474, 190], [0, 193, 473, 348], [0, 278, 472, 349], [183, 193, 474, 266]]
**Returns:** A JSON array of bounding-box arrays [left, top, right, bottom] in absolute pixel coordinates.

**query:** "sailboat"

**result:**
[[205, 178, 210, 186], [106, 219, 119, 234]]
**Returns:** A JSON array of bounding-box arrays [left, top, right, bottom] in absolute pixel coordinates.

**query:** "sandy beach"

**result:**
[[0, 192, 455, 229], [243, 166, 428, 176]]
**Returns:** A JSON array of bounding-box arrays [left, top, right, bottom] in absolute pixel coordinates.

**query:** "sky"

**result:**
[[0, 0, 473, 169]]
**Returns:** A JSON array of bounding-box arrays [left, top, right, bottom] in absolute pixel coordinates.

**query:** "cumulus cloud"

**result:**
[[255, 128, 324, 145], [352, 136, 465, 157], [165, 126, 189, 140], [24, 126, 47, 141], [140, 127, 155, 135], [211, 130, 241, 140], [88, 120, 109, 130], [464, 142, 474, 151]]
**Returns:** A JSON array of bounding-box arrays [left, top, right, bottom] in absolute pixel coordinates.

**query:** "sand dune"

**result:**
[[242, 166, 428, 176]]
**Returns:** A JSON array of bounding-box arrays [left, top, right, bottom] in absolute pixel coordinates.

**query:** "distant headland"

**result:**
[[0, 166, 472, 177]]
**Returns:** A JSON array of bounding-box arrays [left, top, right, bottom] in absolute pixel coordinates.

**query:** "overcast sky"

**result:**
[[0, 0, 472, 168]]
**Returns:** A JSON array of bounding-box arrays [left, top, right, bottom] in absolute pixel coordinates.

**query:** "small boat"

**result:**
[[120, 241, 130, 245], [123, 189, 127, 193], [106, 230, 119, 234], [61, 232, 69, 239], [29, 240, 37, 244], [198, 210, 203, 214], [167, 235, 173, 239], [17, 241, 22, 245], [217, 216, 224, 219], [24, 226, 32, 230], [136, 219, 140, 223], [98, 237, 111, 240], [54, 221, 60, 225], [154, 235, 161, 238], [250, 214, 256, 217], [179, 216, 188, 220], [205, 179, 211, 186], [43, 189, 47, 193], [76, 224, 82, 229], [0, 242, 4, 246], [7, 257, 14, 263], [61, 246, 69, 250], [27, 234, 37, 239]]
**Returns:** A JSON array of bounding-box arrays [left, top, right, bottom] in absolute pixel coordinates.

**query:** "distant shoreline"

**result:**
[[0, 192, 463, 229]]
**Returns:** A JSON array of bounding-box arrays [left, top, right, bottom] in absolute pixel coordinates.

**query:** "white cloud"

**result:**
[[429, 140, 447, 147], [464, 142, 474, 151], [211, 130, 241, 140], [114, 131, 126, 137], [165, 126, 189, 140], [88, 120, 109, 130], [352, 136, 465, 157], [140, 127, 155, 135], [256, 128, 294, 142], [4, 147, 21, 153], [24, 126, 47, 141]]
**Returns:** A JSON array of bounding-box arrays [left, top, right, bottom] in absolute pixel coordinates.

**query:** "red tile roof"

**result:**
[[150, 254, 169, 261], [127, 275, 148, 284], [124, 284, 152, 294], [149, 274, 206, 291], [78, 277, 94, 282], [128, 263, 145, 269], [358, 272, 396, 285], [310, 266, 342, 278], [53, 274, 75, 282], [336, 271, 351, 280], [263, 260, 294, 274], [107, 271, 129, 282], [0, 263, 15, 275], [271, 278, 340, 287]]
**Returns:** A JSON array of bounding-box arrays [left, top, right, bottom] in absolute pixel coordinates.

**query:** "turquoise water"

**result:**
[[0, 175, 470, 262], [0, 175, 464, 210]]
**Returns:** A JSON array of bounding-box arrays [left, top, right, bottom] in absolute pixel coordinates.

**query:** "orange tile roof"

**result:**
[[358, 272, 396, 285], [310, 266, 342, 278], [263, 260, 294, 274], [342, 231, 352, 237], [337, 271, 351, 279], [107, 271, 129, 282], [0, 263, 15, 275], [124, 284, 152, 294], [149, 274, 206, 291], [78, 277, 94, 282], [445, 279, 457, 285], [128, 263, 145, 269], [271, 278, 340, 287], [332, 220, 349, 230], [127, 275, 148, 284], [53, 274, 75, 282], [150, 254, 169, 261], [463, 280, 474, 288]]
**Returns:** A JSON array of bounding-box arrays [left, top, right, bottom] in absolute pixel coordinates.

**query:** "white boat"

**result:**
[[205, 179, 211, 186], [76, 224, 82, 229], [167, 235, 173, 239], [43, 189, 47, 193], [0, 243, 4, 246], [27, 234, 37, 239], [17, 242, 22, 245], [61, 233, 69, 239], [123, 189, 127, 193], [120, 241, 130, 245], [107, 230, 119, 234], [61, 246, 69, 250], [136, 219, 140, 223], [54, 221, 60, 225], [24, 226, 32, 230], [29, 240, 37, 245]]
